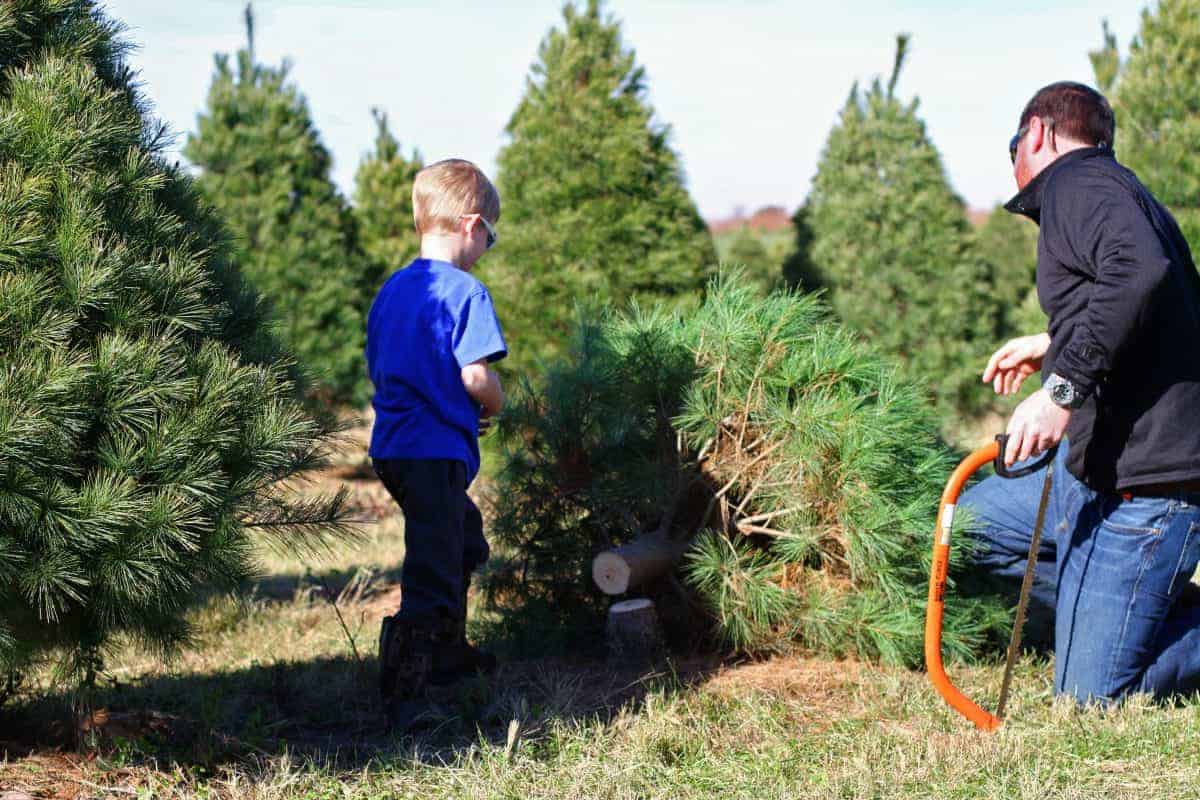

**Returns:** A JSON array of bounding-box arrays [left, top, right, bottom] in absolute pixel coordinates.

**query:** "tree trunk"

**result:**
[[592, 532, 688, 596]]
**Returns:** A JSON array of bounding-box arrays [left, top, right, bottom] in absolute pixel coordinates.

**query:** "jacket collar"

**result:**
[[1004, 147, 1115, 224]]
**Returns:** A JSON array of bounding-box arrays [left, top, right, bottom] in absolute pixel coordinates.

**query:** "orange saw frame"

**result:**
[[924, 435, 1054, 731]]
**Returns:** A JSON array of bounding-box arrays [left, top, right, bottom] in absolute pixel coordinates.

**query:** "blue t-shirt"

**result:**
[[366, 259, 507, 482]]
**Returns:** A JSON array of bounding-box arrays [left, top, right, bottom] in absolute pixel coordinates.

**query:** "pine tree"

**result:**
[[974, 206, 1045, 338], [718, 227, 782, 295], [0, 0, 349, 691], [1094, 1, 1200, 248], [483, 0, 716, 370], [353, 107, 422, 283], [185, 5, 370, 404], [486, 277, 1007, 665], [803, 37, 1001, 417]]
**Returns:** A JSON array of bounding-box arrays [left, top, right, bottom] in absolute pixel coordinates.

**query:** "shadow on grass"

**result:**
[[0, 639, 724, 772]]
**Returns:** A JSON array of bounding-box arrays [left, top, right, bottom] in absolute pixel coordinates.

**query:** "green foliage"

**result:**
[[1098, 1, 1200, 249], [974, 206, 1045, 337], [488, 276, 1007, 666], [715, 227, 790, 296], [353, 107, 422, 281], [0, 0, 349, 685], [482, 0, 716, 371], [184, 6, 370, 405], [486, 304, 698, 622], [782, 204, 823, 293], [801, 36, 1001, 418], [1089, 19, 1121, 94]]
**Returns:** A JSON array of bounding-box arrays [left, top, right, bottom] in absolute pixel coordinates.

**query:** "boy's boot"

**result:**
[[428, 578, 497, 686], [378, 611, 455, 731]]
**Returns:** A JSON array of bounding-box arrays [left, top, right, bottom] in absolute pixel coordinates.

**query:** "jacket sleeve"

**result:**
[[1045, 177, 1172, 398]]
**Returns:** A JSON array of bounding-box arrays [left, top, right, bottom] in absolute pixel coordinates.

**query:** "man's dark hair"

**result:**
[[1019, 81, 1115, 149]]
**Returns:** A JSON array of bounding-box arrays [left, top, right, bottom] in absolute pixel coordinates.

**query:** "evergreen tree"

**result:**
[[185, 5, 370, 404], [0, 0, 348, 690], [974, 206, 1044, 338], [803, 37, 1001, 417], [353, 107, 422, 282], [487, 277, 1007, 665], [1094, 1, 1200, 248], [483, 0, 716, 370], [718, 227, 781, 295], [781, 203, 823, 293]]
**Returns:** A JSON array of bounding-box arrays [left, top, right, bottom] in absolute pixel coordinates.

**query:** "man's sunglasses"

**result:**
[[1009, 117, 1054, 164], [464, 214, 498, 249]]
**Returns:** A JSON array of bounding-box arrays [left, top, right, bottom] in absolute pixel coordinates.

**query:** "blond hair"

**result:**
[[412, 159, 500, 236]]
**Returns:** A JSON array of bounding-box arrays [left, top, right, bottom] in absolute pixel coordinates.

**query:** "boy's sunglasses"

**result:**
[[464, 214, 498, 250]]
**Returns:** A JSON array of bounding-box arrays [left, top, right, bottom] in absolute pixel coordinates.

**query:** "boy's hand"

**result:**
[[462, 359, 504, 419]]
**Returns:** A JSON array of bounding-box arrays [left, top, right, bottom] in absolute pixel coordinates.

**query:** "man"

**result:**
[[963, 81, 1200, 703]]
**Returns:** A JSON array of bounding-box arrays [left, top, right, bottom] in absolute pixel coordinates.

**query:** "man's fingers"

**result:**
[[1017, 426, 1040, 463], [1004, 423, 1023, 467], [983, 347, 1009, 383]]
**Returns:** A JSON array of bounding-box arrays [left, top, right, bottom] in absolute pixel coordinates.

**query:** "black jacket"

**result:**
[[1006, 147, 1200, 491]]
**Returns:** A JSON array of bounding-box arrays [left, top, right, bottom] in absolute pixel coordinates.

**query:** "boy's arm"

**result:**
[[461, 359, 504, 418]]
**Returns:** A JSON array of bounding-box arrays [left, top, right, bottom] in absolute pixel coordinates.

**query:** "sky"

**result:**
[[103, 0, 1147, 221]]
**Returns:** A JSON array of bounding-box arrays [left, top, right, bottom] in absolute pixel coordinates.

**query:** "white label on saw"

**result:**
[[940, 504, 956, 545]]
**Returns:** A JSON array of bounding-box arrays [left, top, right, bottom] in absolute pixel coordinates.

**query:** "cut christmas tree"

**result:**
[[0, 0, 349, 696], [486, 276, 1008, 665]]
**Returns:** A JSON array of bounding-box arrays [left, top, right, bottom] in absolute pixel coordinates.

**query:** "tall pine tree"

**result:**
[[353, 107, 422, 285], [801, 37, 1000, 417], [185, 5, 370, 404], [1092, 1, 1200, 248], [0, 0, 348, 689], [483, 0, 716, 369]]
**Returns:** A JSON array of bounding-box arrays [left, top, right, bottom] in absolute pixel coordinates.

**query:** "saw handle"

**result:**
[[993, 433, 1057, 479]]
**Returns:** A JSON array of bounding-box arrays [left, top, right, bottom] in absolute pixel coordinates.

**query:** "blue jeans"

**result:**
[[960, 439, 1200, 702], [372, 458, 490, 622]]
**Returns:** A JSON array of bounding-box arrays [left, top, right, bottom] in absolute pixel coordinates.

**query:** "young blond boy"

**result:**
[[365, 159, 506, 725]]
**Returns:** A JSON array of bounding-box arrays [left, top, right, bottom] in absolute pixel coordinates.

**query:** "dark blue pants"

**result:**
[[372, 458, 490, 621], [961, 439, 1200, 702]]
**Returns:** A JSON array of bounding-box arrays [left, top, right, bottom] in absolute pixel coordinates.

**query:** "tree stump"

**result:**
[[606, 598, 666, 668]]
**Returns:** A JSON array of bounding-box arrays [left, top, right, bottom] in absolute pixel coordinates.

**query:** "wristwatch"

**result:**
[[1044, 373, 1085, 410]]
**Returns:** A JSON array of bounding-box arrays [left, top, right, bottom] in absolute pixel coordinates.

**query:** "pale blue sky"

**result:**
[[103, 0, 1146, 220]]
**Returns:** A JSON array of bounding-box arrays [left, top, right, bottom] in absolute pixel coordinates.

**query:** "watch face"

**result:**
[[1050, 379, 1074, 406]]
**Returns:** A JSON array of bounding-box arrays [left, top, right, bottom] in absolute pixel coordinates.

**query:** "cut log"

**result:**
[[606, 598, 665, 668], [592, 533, 688, 595]]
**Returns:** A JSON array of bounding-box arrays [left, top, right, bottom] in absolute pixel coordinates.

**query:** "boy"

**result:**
[[365, 159, 506, 726]]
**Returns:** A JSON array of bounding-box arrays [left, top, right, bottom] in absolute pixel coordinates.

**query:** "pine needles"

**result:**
[[488, 275, 1008, 666], [0, 0, 351, 695]]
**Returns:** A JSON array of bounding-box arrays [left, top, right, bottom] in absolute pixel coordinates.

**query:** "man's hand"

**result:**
[[983, 332, 1051, 396], [1004, 388, 1070, 467]]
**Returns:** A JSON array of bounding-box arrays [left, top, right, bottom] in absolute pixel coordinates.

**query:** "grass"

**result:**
[[3, 419, 1199, 799]]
